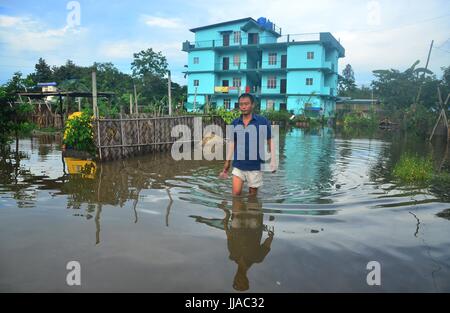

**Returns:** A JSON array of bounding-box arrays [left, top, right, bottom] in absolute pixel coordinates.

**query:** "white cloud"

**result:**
[[0, 14, 88, 53], [184, 0, 449, 84], [1, 1, 448, 86], [336, 18, 450, 84], [0, 15, 25, 27], [141, 15, 184, 29], [99, 40, 182, 60]]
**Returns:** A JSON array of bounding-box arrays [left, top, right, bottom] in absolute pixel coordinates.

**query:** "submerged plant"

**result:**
[[393, 153, 434, 184]]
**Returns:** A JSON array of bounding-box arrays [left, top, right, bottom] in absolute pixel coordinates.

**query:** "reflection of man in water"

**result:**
[[223, 197, 274, 291]]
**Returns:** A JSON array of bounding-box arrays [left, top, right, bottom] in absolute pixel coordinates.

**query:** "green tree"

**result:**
[[0, 72, 34, 148], [29, 58, 53, 84], [338, 64, 357, 96], [93, 62, 134, 110], [371, 60, 434, 111], [130, 48, 171, 112], [131, 48, 168, 79], [52, 60, 87, 83], [441, 65, 450, 97]]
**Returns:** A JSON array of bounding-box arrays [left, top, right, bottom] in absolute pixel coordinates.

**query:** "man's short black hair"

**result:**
[[238, 93, 255, 104]]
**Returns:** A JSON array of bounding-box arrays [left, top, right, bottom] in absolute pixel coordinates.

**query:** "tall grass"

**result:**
[[393, 153, 434, 183]]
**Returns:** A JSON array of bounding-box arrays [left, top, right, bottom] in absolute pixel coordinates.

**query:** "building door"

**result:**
[[223, 34, 230, 47], [222, 80, 229, 87], [223, 57, 229, 70], [281, 55, 287, 68], [280, 103, 287, 111], [280, 79, 287, 94]]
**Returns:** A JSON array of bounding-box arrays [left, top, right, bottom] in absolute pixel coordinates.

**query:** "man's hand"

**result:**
[[219, 160, 231, 179], [270, 160, 277, 173]]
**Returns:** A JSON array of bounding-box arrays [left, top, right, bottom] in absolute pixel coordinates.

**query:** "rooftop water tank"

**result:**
[[257, 17, 267, 26]]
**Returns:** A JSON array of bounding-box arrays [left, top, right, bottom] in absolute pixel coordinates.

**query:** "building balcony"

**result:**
[[182, 39, 253, 52], [323, 61, 337, 73], [213, 86, 242, 95], [183, 32, 345, 57], [213, 61, 287, 72], [182, 33, 323, 52], [321, 87, 336, 97]]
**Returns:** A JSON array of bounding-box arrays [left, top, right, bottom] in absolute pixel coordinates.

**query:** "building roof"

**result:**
[[189, 17, 281, 37], [336, 98, 380, 104], [190, 17, 253, 32], [17, 91, 115, 99]]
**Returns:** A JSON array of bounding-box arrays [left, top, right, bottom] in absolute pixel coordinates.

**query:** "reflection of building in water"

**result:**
[[282, 128, 335, 197], [191, 197, 274, 292]]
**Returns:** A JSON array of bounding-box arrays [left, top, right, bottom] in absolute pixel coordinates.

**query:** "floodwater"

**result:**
[[1, 128, 450, 292]]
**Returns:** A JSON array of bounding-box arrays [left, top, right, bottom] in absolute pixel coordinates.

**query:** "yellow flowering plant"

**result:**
[[63, 111, 96, 154]]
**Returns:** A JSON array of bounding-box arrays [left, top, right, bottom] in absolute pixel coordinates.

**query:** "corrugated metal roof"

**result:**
[[190, 17, 254, 32]]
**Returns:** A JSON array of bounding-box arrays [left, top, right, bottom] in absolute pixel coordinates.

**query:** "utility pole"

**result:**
[[415, 40, 434, 104], [129, 94, 133, 114], [168, 71, 172, 116], [424, 40, 434, 76], [134, 83, 138, 114], [371, 87, 374, 111], [193, 86, 198, 112], [92, 71, 98, 118], [77, 97, 81, 112]]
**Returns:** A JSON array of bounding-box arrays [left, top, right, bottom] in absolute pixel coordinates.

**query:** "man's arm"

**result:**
[[223, 141, 234, 174], [266, 122, 276, 172]]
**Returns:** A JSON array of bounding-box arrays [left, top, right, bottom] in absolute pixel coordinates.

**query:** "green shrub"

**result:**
[[393, 153, 434, 183], [212, 107, 240, 124], [260, 110, 292, 123], [63, 111, 95, 154], [343, 112, 378, 129], [404, 104, 435, 138]]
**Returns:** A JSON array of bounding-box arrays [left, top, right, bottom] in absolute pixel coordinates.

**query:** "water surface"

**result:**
[[1, 129, 449, 292]]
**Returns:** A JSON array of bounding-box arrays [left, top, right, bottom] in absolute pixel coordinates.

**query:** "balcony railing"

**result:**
[[182, 33, 323, 51], [212, 61, 287, 71], [213, 86, 261, 95]]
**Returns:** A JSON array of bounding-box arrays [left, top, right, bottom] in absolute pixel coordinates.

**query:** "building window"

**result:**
[[233, 77, 241, 88], [267, 100, 275, 111], [306, 78, 313, 86], [233, 31, 241, 44], [194, 80, 199, 87], [224, 99, 231, 110], [307, 52, 314, 60], [233, 54, 240, 67], [267, 76, 277, 89], [268, 52, 277, 65], [193, 57, 199, 64]]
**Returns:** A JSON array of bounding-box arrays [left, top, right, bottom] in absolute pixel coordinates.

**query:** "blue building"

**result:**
[[182, 17, 345, 117]]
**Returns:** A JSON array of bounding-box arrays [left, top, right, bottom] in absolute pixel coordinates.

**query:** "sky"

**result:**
[[0, 0, 449, 87]]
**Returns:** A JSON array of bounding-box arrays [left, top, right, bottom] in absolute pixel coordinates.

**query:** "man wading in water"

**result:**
[[220, 93, 276, 196]]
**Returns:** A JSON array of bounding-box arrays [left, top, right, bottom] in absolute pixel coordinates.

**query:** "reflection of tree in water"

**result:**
[[436, 209, 450, 220], [0, 149, 37, 208], [190, 197, 274, 292], [1, 148, 217, 244]]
